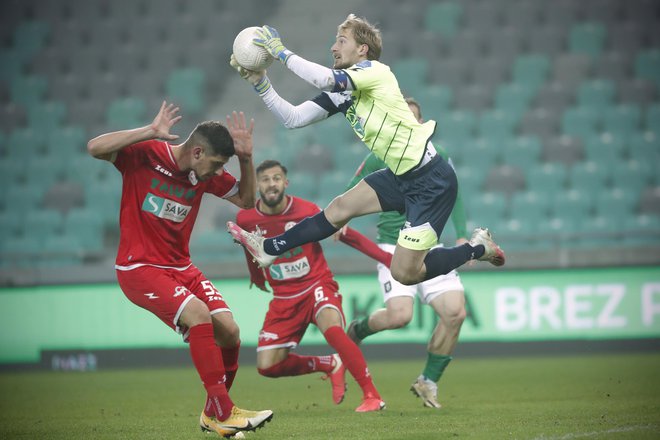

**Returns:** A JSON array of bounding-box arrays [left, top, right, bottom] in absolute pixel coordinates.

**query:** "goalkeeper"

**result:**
[[340, 97, 470, 409], [228, 14, 505, 291]]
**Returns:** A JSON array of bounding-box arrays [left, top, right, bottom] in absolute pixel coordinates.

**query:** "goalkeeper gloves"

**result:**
[[253, 25, 293, 64], [229, 54, 271, 94]]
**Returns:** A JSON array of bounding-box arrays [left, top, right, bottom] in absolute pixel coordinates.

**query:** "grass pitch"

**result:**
[[1, 353, 659, 440]]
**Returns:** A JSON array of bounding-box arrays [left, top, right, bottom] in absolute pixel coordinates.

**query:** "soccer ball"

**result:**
[[232, 26, 274, 71]]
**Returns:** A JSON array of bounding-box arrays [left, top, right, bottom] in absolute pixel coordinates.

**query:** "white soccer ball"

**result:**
[[232, 26, 274, 71]]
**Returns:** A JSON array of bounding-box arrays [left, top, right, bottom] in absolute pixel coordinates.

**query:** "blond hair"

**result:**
[[338, 14, 382, 60]]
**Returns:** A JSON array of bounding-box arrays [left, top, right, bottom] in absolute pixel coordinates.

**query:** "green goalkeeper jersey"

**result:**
[[341, 60, 437, 175], [347, 147, 468, 246]]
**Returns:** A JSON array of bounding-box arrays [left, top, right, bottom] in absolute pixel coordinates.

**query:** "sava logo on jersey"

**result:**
[[269, 256, 310, 280], [142, 192, 191, 222]]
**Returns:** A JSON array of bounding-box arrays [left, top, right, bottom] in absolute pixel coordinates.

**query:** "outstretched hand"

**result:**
[[151, 101, 182, 141], [230, 54, 266, 85], [226, 111, 255, 159]]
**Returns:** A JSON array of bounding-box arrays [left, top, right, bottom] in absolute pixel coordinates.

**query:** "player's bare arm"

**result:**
[[226, 111, 257, 209], [87, 101, 181, 162]]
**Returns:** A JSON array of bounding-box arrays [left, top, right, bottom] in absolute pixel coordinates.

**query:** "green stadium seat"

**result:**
[[190, 229, 237, 264], [0, 236, 42, 268], [576, 215, 623, 247], [4, 183, 43, 213], [27, 156, 67, 187], [594, 188, 638, 220], [0, 50, 24, 82], [634, 49, 660, 86], [538, 216, 581, 245], [312, 115, 355, 147], [583, 132, 625, 166], [454, 165, 484, 195], [464, 137, 502, 170], [106, 97, 147, 131], [576, 79, 615, 108], [0, 211, 23, 243], [478, 110, 518, 139], [63, 208, 105, 252], [466, 192, 507, 225], [286, 170, 319, 202], [27, 101, 67, 134], [425, 2, 463, 37], [24, 208, 64, 242], [569, 22, 606, 58], [627, 131, 660, 165], [510, 190, 551, 225], [46, 126, 87, 157], [526, 162, 567, 194], [568, 161, 610, 193], [494, 217, 540, 251], [67, 154, 110, 187], [85, 183, 122, 226], [610, 160, 652, 195], [561, 107, 599, 140], [42, 233, 84, 266], [7, 127, 47, 160], [551, 189, 593, 220], [645, 104, 660, 131], [501, 136, 542, 170], [0, 161, 26, 188], [601, 104, 642, 138], [9, 74, 48, 108], [392, 58, 429, 95], [416, 85, 453, 119], [512, 54, 550, 89], [12, 20, 50, 62], [495, 83, 536, 117], [166, 68, 205, 114], [622, 214, 660, 246], [437, 110, 476, 142]]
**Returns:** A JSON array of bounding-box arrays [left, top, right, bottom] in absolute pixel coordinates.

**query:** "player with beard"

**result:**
[[235, 159, 392, 412]]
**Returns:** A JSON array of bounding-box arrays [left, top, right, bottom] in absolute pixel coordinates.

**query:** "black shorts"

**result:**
[[364, 155, 457, 249]]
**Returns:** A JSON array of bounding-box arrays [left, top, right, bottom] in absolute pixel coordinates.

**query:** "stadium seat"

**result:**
[[27, 101, 67, 133], [478, 110, 518, 139], [510, 190, 551, 225], [621, 214, 660, 246], [46, 125, 87, 157], [639, 186, 660, 215], [610, 159, 653, 194], [561, 107, 599, 140], [520, 108, 559, 140], [0, 50, 24, 83], [501, 136, 542, 170], [593, 51, 632, 84], [484, 164, 526, 196], [534, 82, 574, 114], [495, 83, 536, 117], [569, 22, 606, 58], [462, 137, 501, 170], [568, 161, 610, 193], [552, 54, 592, 89], [454, 165, 484, 195], [286, 170, 319, 202], [12, 20, 50, 62], [601, 104, 642, 138], [429, 58, 469, 89], [576, 79, 615, 108], [416, 85, 453, 118], [527, 25, 566, 58], [166, 67, 205, 114], [392, 58, 429, 95], [540, 0, 581, 30], [471, 57, 510, 91], [455, 85, 491, 112], [617, 78, 657, 107], [583, 132, 625, 166], [106, 97, 147, 131], [627, 131, 660, 165], [436, 110, 477, 142], [576, 215, 623, 247], [425, 2, 463, 37], [466, 192, 507, 225], [9, 74, 48, 108], [526, 162, 568, 194], [594, 187, 639, 220], [512, 54, 551, 90], [551, 189, 593, 220], [634, 49, 660, 86], [24, 208, 64, 242], [542, 136, 584, 166], [7, 127, 47, 161]]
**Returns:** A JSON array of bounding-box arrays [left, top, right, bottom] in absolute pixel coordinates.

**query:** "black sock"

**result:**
[[423, 243, 485, 280], [263, 211, 339, 255]]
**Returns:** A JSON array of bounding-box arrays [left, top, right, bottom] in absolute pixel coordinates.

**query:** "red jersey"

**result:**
[[112, 139, 238, 269], [236, 196, 393, 298], [236, 196, 333, 297]]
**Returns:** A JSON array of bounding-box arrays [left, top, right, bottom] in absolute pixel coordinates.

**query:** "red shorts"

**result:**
[[257, 279, 344, 351], [116, 265, 230, 339]]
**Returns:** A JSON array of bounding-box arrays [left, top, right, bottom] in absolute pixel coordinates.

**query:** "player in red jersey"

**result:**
[[235, 159, 392, 412], [87, 101, 272, 438]]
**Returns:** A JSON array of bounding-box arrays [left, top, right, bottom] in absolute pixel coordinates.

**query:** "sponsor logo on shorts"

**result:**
[[259, 331, 279, 341], [269, 257, 310, 280], [144, 292, 159, 300], [402, 234, 421, 243], [384, 281, 392, 293], [142, 192, 191, 223]]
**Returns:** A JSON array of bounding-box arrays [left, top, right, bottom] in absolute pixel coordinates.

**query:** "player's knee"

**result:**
[[256, 362, 280, 377], [389, 313, 412, 329], [180, 298, 212, 327], [442, 304, 466, 329]]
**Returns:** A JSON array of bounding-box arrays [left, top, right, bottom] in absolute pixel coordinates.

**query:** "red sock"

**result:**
[[258, 353, 334, 377], [221, 342, 240, 391], [189, 323, 233, 420], [323, 325, 380, 399]]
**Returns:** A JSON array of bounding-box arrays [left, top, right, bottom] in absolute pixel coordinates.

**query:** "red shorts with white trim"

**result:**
[[257, 279, 344, 351], [116, 265, 230, 339]]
